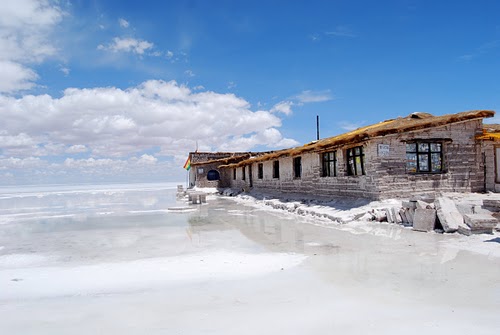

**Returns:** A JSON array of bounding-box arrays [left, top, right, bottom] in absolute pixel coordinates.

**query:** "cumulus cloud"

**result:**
[[66, 144, 87, 154], [98, 37, 154, 55], [0, 60, 39, 92], [0, 80, 295, 163], [271, 101, 294, 115], [135, 154, 157, 165], [0, 0, 63, 92]]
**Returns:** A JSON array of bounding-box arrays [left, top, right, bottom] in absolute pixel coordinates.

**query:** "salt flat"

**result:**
[[0, 184, 499, 334]]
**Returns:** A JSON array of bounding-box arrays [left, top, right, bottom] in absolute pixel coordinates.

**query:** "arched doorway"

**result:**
[[207, 170, 220, 181]]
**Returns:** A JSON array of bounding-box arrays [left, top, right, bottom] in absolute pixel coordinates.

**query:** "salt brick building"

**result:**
[[188, 110, 499, 200]]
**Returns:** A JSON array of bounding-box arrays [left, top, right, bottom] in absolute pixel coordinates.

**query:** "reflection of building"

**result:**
[[189, 110, 499, 199]]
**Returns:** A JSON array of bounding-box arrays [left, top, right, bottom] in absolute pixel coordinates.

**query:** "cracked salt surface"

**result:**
[[0, 184, 499, 334]]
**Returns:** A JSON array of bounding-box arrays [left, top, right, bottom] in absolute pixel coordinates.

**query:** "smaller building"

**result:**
[[188, 152, 269, 188], [189, 110, 496, 200]]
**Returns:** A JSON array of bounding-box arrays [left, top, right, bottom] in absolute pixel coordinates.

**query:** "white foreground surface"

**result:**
[[0, 184, 499, 334]]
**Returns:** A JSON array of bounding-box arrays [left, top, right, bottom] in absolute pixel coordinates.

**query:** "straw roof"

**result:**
[[190, 153, 251, 166], [221, 110, 494, 168], [191, 151, 274, 166]]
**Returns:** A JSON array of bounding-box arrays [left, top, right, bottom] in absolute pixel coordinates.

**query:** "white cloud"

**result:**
[[218, 128, 299, 152], [294, 90, 333, 103], [98, 37, 154, 55], [227, 81, 237, 89], [0, 156, 46, 169], [184, 69, 195, 77], [136, 154, 157, 165], [66, 145, 87, 154], [59, 66, 70, 76], [0, 80, 293, 162], [118, 18, 130, 28], [0, 132, 36, 148], [0, 60, 39, 92], [0, 0, 64, 93], [271, 101, 294, 115]]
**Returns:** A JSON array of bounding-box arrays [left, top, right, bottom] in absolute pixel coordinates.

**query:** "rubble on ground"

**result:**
[[218, 188, 500, 236]]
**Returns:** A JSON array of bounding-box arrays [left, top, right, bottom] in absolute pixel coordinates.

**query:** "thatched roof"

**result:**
[[191, 151, 275, 166], [221, 110, 494, 168], [191, 153, 250, 166]]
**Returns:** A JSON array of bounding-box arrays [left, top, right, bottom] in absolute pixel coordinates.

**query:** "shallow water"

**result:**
[[0, 184, 499, 334]]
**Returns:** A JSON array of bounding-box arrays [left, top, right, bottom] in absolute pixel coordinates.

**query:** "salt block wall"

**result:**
[[481, 140, 496, 192], [219, 119, 487, 200], [371, 120, 485, 198], [192, 161, 222, 188]]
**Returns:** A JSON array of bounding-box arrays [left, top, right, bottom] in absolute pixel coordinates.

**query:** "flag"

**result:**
[[183, 156, 191, 170]]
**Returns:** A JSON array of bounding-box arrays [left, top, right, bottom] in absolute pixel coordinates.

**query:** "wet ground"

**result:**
[[0, 185, 499, 334]]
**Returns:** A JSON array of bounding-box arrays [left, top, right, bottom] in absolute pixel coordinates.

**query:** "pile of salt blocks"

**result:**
[[385, 197, 500, 235]]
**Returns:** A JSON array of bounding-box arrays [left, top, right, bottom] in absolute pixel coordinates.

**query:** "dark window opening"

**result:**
[[258, 163, 263, 179], [293, 157, 302, 178], [233, 168, 236, 180], [273, 161, 280, 179], [321, 151, 337, 177], [242, 166, 246, 180], [347, 146, 365, 176], [406, 142, 443, 173], [207, 170, 220, 181]]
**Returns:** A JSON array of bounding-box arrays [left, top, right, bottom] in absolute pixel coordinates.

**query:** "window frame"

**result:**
[[346, 146, 365, 176], [293, 156, 302, 179], [406, 141, 444, 174], [272, 161, 280, 179], [257, 163, 263, 179], [321, 151, 337, 177]]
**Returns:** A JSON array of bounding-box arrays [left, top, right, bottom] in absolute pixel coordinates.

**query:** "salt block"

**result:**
[[457, 222, 472, 236], [385, 208, 394, 223], [482, 199, 500, 211], [463, 214, 498, 230], [435, 197, 462, 233], [402, 201, 417, 209], [391, 207, 402, 224], [413, 208, 436, 232]]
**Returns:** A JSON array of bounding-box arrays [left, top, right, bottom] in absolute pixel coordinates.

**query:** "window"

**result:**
[[273, 161, 280, 179], [293, 157, 302, 178], [242, 166, 246, 180], [406, 142, 443, 173], [321, 151, 337, 177], [233, 168, 236, 180], [207, 170, 220, 181], [346, 146, 365, 176], [258, 163, 263, 179]]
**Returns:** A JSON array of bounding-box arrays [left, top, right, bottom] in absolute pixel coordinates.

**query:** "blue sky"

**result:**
[[1, 0, 500, 185]]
